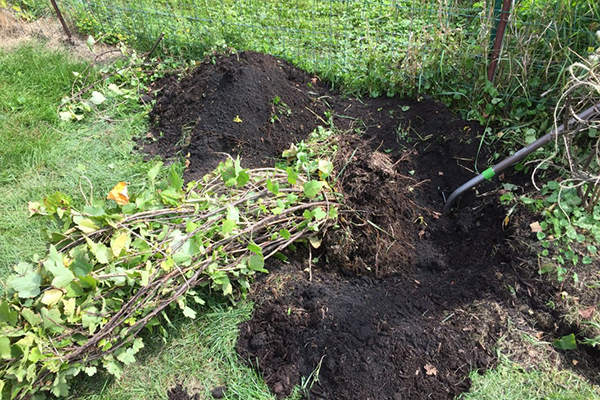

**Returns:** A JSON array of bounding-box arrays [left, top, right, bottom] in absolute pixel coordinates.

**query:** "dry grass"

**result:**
[[0, 8, 113, 60]]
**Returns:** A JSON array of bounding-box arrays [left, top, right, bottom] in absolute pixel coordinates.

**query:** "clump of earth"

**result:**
[[144, 51, 600, 399]]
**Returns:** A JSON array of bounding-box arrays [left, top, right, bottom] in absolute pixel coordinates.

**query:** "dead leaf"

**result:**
[[530, 221, 542, 233], [27, 201, 43, 217], [424, 364, 437, 376], [535, 331, 544, 339], [107, 181, 130, 205], [572, 359, 579, 366], [578, 306, 595, 319]]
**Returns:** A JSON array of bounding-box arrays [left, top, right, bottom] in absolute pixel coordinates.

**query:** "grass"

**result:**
[[0, 43, 148, 277], [71, 301, 273, 400], [461, 356, 600, 400]]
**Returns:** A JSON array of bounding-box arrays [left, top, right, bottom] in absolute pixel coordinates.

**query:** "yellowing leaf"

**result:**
[[41, 289, 64, 307], [308, 236, 322, 249], [77, 218, 99, 234], [27, 201, 43, 217], [161, 257, 174, 272], [233, 115, 243, 123], [107, 182, 130, 205], [111, 232, 129, 257]]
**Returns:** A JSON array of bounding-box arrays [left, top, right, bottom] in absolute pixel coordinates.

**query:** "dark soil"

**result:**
[[146, 51, 329, 181], [148, 52, 600, 400]]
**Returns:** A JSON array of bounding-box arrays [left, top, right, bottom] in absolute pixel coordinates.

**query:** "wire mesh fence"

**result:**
[[56, 0, 599, 117]]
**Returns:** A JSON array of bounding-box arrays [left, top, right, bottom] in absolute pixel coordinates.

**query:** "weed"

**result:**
[[270, 96, 292, 124]]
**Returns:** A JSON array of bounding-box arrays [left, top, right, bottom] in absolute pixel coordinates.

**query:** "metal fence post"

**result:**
[[487, 0, 512, 82], [48, 0, 73, 44]]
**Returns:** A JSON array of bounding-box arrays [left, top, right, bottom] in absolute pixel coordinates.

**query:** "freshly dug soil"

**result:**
[[148, 52, 600, 400], [146, 51, 329, 181]]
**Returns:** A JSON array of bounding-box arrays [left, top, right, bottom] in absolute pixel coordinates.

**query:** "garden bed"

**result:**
[[144, 51, 599, 399]]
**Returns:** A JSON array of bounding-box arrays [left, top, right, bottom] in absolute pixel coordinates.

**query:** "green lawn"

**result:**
[[0, 43, 148, 277]]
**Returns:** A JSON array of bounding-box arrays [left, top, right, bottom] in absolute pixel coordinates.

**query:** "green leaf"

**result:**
[[267, 178, 280, 195], [44, 191, 71, 214], [182, 306, 197, 319], [303, 209, 315, 220], [218, 159, 237, 186], [148, 161, 163, 183], [71, 251, 93, 278], [84, 366, 97, 376], [168, 164, 184, 191], [247, 242, 262, 255], [159, 187, 184, 206], [44, 246, 74, 288], [81, 308, 102, 334], [116, 348, 136, 365], [40, 307, 65, 333], [104, 358, 123, 379], [21, 308, 41, 327], [553, 333, 577, 350], [76, 218, 99, 234], [227, 205, 240, 222], [79, 275, 98, 290], [248, 254, 268, 273], [83, 205, 106, 217], [328, 207, 338, 219], [279, 229, 291, 240], [287, 193, 298, 205], [89, 91, 106, 105], [303, 181, 323, 199], [313, 207, 327, 220], [222, 219, 236, 235], [286, 167, 298, 184], [51, 371, 71, 397], [236, 170, 250, 188], [0, 301, 17, 326], [0, 337, 11, 359], [95, 244, 110, 265], [6, 263, 41, 298]]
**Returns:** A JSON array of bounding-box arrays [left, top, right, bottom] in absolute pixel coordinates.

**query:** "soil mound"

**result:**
[[145, 51, 600, 400], [146, 51, 329, 180]]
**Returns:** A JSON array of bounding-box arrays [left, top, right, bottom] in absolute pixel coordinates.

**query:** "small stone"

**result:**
[[210, 386, 226, 399]]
